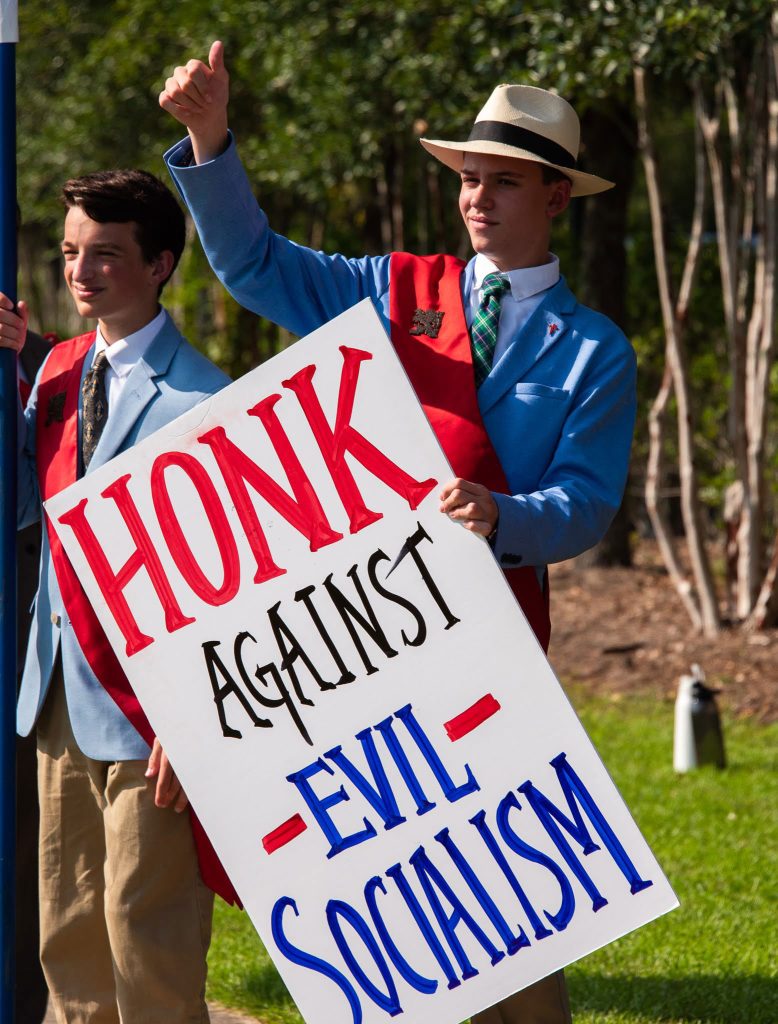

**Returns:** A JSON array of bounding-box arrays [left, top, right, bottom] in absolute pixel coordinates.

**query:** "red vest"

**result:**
[[389, 253, 551, 652], [36, 333, 239, 905]]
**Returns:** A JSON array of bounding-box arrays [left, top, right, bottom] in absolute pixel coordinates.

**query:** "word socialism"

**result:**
[[273, 704, 654, 1021]]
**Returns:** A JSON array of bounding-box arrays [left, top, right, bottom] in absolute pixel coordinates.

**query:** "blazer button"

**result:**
[[50, 612, 61, 627]]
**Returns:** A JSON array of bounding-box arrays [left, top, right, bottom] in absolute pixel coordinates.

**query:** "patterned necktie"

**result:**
[[471, 273, 510, 387], [81, 350, 110, 470]]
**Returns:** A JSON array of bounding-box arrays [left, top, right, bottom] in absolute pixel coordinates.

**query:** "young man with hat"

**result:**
[[0, 169, 233, 1022], [160, 41, 636, 1024]]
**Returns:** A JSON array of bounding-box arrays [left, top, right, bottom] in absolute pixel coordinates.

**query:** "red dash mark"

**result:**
[[445, 694, 502, 741], [263, 813, 307, 854]]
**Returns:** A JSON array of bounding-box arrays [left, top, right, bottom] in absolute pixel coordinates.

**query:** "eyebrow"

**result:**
[[60, 240, 123, 250], [460, 167, 525, 179]]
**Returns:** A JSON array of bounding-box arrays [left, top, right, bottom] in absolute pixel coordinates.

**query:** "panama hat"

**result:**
[[420, 84, 613, 198]]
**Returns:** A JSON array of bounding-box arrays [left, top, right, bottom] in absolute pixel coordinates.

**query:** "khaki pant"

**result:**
[[472, 971, 572, 1024], [37, 668, 214, 1024]]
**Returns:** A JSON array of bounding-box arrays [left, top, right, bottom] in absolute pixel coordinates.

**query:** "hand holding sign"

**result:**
[[439, 478, 499, 538], [146, 738, 189, 813], [0, 290, 28, 354], [159, 40, 230, 164]]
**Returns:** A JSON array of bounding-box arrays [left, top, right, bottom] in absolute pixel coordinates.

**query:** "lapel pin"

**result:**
[[548, 323, 559, 336], [45, 392, 67, 426], [410, 308, 444, 339]]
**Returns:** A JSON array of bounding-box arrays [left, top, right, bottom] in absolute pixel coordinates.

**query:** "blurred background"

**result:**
[[16, 5, 777, 1021], [15, 1, 778, 648]]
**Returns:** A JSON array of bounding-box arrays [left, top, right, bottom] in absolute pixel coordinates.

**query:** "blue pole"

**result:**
[[0, 29, 17, 1024]]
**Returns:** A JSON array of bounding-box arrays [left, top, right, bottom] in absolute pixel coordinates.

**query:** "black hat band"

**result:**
[[467, 121, 577, 170]]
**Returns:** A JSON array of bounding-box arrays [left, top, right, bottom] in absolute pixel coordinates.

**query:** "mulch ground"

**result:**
[[548, 542, 777, 724]]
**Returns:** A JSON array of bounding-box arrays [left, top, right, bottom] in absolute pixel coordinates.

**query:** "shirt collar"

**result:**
[[473, 253, 560, 301], [94, 307, 166, 377]]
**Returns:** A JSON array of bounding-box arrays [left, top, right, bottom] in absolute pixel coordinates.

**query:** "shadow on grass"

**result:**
[[234, 960, 297, 1009], [571, 972, 777, 1022]]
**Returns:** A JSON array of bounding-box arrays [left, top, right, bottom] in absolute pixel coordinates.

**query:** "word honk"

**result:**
[[55, 346, 437, 655]]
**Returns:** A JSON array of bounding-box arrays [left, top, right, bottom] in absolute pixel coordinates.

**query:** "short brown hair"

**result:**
[[61, 170, 185, 291], [541, 165, 572, 187]]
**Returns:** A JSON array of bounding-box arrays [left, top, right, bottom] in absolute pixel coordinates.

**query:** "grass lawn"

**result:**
[[206, 693, 778, 1023]]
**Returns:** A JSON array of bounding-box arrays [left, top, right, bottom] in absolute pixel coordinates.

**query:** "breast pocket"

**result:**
[[502, 383, 572, 491], [512, 383, 570, 401]]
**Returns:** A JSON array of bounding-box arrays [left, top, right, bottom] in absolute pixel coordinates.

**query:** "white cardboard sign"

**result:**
[[46, 301, 677, 1024]]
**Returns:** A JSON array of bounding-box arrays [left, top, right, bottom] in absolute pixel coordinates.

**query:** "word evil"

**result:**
[[202, 522, 460, 746], [271, 702, 654, 1021], [55, 347, 438, 654]]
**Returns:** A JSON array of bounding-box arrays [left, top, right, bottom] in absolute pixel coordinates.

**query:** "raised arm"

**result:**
[[160, 43, 391, 338]]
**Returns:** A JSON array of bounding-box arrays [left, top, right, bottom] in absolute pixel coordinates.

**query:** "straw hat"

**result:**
[[420, 84, 613, 198]]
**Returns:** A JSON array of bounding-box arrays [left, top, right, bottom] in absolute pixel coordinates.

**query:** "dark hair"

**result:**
[[60, 169, 186, 291], [541, 164, 572, 188]]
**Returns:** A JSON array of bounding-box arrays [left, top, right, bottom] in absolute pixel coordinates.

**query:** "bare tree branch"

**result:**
[[636, 65, 719, 636]]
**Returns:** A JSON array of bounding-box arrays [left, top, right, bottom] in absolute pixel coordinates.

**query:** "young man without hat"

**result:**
[[160, 41, 637, 1024], [0, 169, 232, 1022]]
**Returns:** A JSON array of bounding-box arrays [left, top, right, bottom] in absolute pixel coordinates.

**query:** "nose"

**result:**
[[71, 253, 95, 282], [470, 183, 494, 210]]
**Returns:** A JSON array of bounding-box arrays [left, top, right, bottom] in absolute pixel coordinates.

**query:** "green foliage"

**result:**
[[205, 695, 777, 1023], [517, 0, 772, 91], [14, 0, 778, 519]]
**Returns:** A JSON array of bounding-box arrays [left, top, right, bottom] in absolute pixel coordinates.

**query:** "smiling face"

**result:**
[[61, 206, 173, 343], [458, 153, 571, 271]]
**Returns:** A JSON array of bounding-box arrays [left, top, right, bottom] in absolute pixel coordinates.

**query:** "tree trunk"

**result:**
[[747, 13, 778, 627], [579, 103, 636, 328], [376, 164, 393, 252], [391, 138, 404, 252], [634, 64, 720, 636], [573, 103, 637, 568], [645, 365, 704, 631]]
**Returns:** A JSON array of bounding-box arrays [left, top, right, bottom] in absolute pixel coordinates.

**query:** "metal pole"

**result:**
[[0, 6, 18, 1018]]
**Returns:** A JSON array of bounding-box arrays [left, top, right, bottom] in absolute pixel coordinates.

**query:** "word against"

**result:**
[[200, 523, 459, 746]]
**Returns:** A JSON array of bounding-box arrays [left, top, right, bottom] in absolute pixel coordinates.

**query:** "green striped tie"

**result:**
[[471, 273, 510, 387]]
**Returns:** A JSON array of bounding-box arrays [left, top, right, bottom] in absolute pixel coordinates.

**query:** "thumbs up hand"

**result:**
[[160, 40, 230, 164]]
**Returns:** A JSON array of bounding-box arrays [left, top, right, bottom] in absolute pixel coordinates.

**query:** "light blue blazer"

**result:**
[[17, 312, 230, 760], [165, 136, 636, 576]]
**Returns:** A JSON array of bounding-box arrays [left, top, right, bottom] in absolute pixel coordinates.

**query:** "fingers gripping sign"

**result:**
[[0, 292, 29, 354], [439, 477, 499, 538], [159, 40, 230, 164], [145, 737, 189, 813]]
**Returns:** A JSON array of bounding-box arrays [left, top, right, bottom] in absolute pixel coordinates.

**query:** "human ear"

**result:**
[[547, 179, 572, 219], [151, 250, 175, 285]]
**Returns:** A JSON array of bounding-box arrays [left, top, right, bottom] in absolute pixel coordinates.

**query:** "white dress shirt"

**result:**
[[92, 307, 166, 409], [466, 253, 560, 368]]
